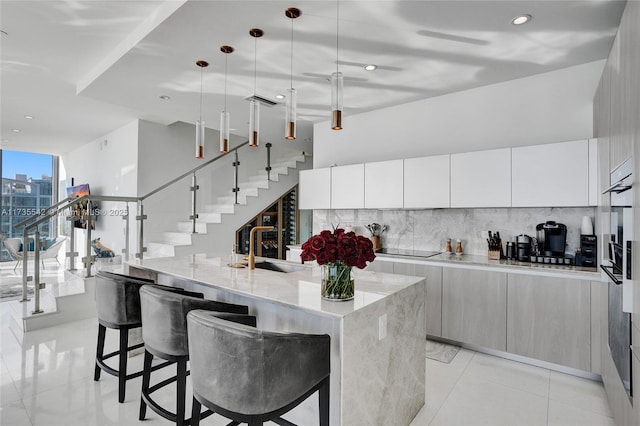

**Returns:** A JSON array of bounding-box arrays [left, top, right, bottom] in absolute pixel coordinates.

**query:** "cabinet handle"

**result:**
[[600, 265, 623, 285]]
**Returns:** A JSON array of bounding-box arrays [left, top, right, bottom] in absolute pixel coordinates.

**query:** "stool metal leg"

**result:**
[[94, 324, 106, 381], [118, 329, 129, 403], [319, 377, 330, 426], [190, 397, 201, 426], [139, 350, 153, 420], [176, 359, 187, 426]]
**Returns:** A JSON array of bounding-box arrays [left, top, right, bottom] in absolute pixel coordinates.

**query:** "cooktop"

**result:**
[[378, 248, 441, 258]]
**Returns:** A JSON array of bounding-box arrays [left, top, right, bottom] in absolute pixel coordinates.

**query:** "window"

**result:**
[[1, 150, 58, 261]]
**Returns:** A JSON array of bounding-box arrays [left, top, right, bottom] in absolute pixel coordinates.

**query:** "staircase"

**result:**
[[146, 151, 311, 258]]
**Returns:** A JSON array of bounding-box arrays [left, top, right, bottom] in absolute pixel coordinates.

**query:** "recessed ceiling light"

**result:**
[[159, 95, 171, 100], [24, 115, 34, 120], [11, 129, 20, 133], [275, 94, 286, 100], [364, 64, 377, 71], [511, 14, 531, 25]]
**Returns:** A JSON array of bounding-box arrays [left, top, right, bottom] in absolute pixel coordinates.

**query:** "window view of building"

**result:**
[[1, 150, 57, 261]]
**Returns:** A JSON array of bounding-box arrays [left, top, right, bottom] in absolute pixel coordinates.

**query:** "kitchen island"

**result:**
[[128, 254, 426, 426]]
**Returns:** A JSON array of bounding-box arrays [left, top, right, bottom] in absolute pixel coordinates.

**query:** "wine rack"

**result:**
[[235, 186, 298, 260]]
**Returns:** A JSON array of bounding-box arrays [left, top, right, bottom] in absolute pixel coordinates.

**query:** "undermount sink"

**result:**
[[253, 261, 305, 273]]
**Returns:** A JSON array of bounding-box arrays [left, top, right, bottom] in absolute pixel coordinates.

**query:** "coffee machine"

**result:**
[[516, 234, 532, 262], [536, 221, 567, 258]]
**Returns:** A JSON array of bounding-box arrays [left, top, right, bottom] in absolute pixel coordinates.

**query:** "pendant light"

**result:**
[[220, 45, 234, 154], [285, 7, 301, 140], [195, 60, 208, 159], [249, 28, 263, 147], [331, 0, 343, 130]]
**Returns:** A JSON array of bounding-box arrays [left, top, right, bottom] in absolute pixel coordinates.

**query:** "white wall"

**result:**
[[61, 119, 139, 261], [313, 61, 604, 168]]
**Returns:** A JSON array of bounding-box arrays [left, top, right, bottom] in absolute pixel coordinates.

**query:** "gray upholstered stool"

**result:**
[[186, 309, 331, 426], [138, 285, 254, 426], [93, 271, 195, 403]]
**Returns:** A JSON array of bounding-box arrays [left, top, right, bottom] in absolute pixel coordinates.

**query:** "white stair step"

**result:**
[[203, 204, 235, 214], [197, 212, 223, 223], [177, 221, 209, 233], [163, 231, 193, 244], [217, 195, 247, 205], [146, 241, 186, 258], [238, 180, 269, 190]]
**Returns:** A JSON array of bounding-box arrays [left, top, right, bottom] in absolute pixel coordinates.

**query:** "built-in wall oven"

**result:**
[[602, 157, 634, 400]]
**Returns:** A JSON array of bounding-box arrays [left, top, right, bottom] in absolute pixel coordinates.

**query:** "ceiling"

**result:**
[[0, 0, 626, 156]]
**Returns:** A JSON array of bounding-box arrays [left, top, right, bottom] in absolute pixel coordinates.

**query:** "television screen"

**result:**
[[66, 184, 94, 229]]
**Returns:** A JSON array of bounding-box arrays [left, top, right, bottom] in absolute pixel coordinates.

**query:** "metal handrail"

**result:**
[[20, 194, 139, 313], [14, 196, 74, 229], [140, 140, 249, 200]]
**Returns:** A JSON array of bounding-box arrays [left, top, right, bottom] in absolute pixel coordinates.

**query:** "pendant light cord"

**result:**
[[290, 18, 294, 90], [224, 53, 228, 111], [199, 66, 203, 122], [336, 0, 339, 75], [253, 36, 258, 96]]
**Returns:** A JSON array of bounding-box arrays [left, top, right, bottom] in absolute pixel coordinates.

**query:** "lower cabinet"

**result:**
[[394, 263, 443, 337], [507, 274, 591, 371], [442, 268, 507, 351]]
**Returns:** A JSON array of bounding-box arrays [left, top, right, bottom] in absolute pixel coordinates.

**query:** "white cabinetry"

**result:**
[[588, 139, 598, 206], [331, 164, 364, 209], [299, 168, 331, 210], [450, 148, 511, 208], [512, 140, 589, 207], [403, 155, 450, 208], [364, 160, 403, 208]]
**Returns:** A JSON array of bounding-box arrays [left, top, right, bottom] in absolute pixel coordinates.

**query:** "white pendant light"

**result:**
[[249, 28, 263, 147], [220, 45, 234, 153], [331, 0, 343, 130], [285, 7, 301, 140], [195, 60, 208, 159]]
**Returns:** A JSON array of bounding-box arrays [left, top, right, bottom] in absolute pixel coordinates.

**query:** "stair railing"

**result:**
[[18, 194, 139, 314], [137, 140, 249, 258], [13, 139, 295, 314]]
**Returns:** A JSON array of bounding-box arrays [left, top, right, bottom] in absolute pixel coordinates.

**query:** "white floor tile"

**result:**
[[547, 398, 616, 426], [548, 370, 612, 417], [464, 352, 551, 397], [429, 374, 549, 426]]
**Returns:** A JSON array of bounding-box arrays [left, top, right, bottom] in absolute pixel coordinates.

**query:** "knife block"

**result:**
[[370, 235, 382, 252], [488, 249, 501, 260]]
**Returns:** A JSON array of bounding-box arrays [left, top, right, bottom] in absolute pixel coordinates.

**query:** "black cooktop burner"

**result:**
[[378, 248, 441, 258]]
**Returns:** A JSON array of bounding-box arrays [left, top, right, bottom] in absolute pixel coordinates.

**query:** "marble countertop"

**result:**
[[129, 254, 424, 319], [288, 246, 601, 281]]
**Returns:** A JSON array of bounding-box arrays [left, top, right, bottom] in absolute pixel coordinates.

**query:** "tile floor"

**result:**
[[0, 262, 616, 425]]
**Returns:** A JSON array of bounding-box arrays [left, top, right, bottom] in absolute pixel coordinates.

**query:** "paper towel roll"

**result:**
[[581, 216, 593, 235]]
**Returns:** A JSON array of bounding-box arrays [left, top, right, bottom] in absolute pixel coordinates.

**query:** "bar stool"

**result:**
[[186, 309, 331, 426], [138, 285, 254, 426], [93, 271, 199, 403]]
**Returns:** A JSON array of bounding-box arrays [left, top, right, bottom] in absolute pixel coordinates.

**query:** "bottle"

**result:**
[[445, 238, 453, 253], [229, 244, 239, 265], [456, 239, 463, 255]]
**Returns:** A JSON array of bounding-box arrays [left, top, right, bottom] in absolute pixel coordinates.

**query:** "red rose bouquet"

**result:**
[[300, 228, 376, 268], [300, 228, 376, 300]]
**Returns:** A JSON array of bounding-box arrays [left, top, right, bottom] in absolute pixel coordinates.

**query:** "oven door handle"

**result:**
[[602, 181, 632, 194], [600, 265, 623, 285]]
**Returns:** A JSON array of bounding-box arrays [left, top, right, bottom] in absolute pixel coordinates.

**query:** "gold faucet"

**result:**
[[248, 226, 275, 269]]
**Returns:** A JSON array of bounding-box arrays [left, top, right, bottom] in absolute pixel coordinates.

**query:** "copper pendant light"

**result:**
[[249, 28, 263, 147], [331, 0, 343, 130], [195, 60, 208, 159], [219, 45, 234, 153], [285, 7, 301, 140]]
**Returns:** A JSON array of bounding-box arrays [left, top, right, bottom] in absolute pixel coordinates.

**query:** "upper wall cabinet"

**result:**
[[404, 155, 450, 208], [331, 164, 365, 209], [450, 148, 511, 208], [512, 140, 589, 207], [365, 160, 403, 208], [588, 139, 598, 206], [299, 168, 331, 210]]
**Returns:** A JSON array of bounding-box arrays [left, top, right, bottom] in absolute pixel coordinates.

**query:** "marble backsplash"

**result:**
[[312, 207, 597, 256]]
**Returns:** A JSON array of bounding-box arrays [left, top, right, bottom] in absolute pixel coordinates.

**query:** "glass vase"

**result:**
[[321, 262, 354, 301]]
